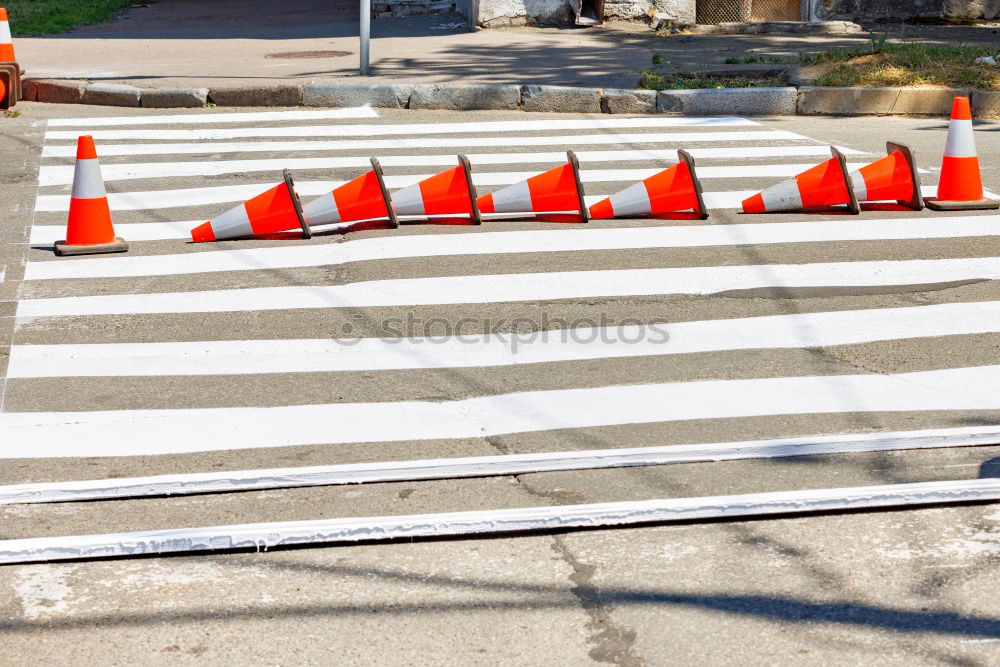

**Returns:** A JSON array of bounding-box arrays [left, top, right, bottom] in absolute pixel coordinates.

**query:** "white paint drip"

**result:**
[[16, 257, 1000, 318], [22, 217, 1000, 281], [2, 425, 998, 505], [2, 478, 999, 564], [45, 106, 379, 127], [1, 365, 999, 457], [8, 301, 1000, 378]]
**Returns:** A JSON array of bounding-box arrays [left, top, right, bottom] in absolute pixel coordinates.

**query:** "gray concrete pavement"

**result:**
[[0, 103, 999, 663]]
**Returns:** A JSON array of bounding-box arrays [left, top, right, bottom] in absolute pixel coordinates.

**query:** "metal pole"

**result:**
[[359, 0, 371, 75]]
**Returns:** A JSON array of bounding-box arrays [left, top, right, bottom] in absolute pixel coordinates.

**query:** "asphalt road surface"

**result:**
[[0, 103, 999, 664]]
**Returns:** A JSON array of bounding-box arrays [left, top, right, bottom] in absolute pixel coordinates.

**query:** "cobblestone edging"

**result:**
[[19, 79, 1000, 118]]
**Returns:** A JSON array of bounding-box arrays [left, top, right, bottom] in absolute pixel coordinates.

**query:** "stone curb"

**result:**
[[20, 78, 1000, 118]]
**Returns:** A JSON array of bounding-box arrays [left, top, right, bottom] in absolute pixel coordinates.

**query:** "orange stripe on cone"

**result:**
[[54, 136, 128, 256], [925, 96, 999, 211]]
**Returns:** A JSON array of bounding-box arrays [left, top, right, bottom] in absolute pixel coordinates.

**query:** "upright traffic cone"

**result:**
[[191, 169, 309, 242], [477, 151, 588, 222], [54, 136, 128, 257], [925, 96, 999, 211], [0, 9, 21, 102], [742, 147, 860, 215], [390, 155, 480, 224], [589, 150, 708, 220], [301, 158, 398, 229], [848, 142, 922, 211], [0, 8, 16, 64]]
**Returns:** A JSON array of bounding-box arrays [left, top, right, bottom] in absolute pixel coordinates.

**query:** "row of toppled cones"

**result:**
[[57, 96, 997, 257]]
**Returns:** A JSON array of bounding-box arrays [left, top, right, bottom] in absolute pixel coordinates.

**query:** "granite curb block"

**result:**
[[797, 86, 972, 116], [21, 78, 1000, 117], [410, 83, 520, 111], [303, 82, 413, 109], [657, 87, 797, 116]]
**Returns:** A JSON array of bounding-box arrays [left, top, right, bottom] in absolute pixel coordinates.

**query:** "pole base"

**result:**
[[54, 238, 129, 257], [924, 197, 1000, 211]]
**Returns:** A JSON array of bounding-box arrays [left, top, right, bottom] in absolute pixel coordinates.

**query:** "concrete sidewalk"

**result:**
[[15, 0, 1000, 92]]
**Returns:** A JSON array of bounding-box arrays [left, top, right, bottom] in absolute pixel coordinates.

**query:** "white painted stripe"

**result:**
[[39, 180, 950, 214], [760, 176, 804, 212], [3, 425, 998, 505], [2, 364, 1000, 458], [40, 132, 838, 158], [9, 302, 1000, 378], [43, 117, 758, 141], [301, 191, 341, 227], [46, 106, 379, 128], [17, 257, 1000, 318], [388, 180, 426, 217], [944, 118, 978, 158], [40, 156, 881, 187], [44, 216, 997, 282], [607, 180, 653, 217], [3, 477, 1000, 563], [30, 221, 200, 244], [68, 159, 106, 200]]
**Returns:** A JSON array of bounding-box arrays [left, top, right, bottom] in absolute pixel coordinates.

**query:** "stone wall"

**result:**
[[818, 0, 1000, 20], [476, 0, 694, 25]]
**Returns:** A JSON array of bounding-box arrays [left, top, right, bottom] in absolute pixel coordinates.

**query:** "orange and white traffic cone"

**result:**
[[54, 136, 128, 257], [925, 96, 999, 211], [390, 155, 480, 224], [741, 147, 860, 215], [477, 151, 588, 223], [0, 8, 16, 64], [848, 142, 923, 211], [0, 8, 21, 102], [589, 150, 708, 220], [191, 169, 309, 242], [301, 158, 398, 229]]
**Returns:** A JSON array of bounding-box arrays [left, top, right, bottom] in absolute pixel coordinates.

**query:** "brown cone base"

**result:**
[[923, 197, 1000, 211], [54, 237, 129, 257]]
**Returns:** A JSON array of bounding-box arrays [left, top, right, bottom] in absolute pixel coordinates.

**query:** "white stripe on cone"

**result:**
[[851, 169, 868, 201], [203, 204, 254, 240], [606, 181, 652, 217], [0, 20, 11, 45], [302, 192, 341, 227], [70, 159, 107, 200], [488, 179, 533, 213], [943, 118, 978, 158], [759, 177, 804, 212], [390, 181, 427, 216]]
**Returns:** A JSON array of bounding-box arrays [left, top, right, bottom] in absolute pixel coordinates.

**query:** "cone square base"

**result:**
[[54, 237, 129, 257], [924, 197, 1000, 211]]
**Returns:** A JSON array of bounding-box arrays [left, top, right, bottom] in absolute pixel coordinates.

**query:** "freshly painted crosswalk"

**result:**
[[9, 106, 1000, 557], [8, 302, 1000, 378]]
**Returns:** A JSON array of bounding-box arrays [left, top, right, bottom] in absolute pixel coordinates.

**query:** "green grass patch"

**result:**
[[805, 38, 1000, 90], [6, 0, 133, 36], [639, 70, 787, 91]]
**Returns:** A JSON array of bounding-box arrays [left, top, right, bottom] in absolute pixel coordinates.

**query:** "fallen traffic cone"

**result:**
[[54, 136, 128, 257], [477, 151, 588, 223], [391, 155, 480, 224], [925, 96, 999, 211], [191, 170, 310, 242], [301, 158, 398, 230], [742, 147, 859, 215], [589, 150, 708, 220], [848, 142, 922, 211]]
